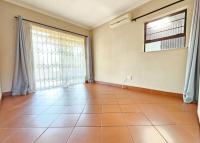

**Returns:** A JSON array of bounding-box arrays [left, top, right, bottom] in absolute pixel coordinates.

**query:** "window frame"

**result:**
[[144, 9, 187, 52], [31, 25, 86, 90]]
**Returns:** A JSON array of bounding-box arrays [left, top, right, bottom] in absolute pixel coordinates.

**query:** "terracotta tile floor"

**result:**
[[0, 84, 199, 143]]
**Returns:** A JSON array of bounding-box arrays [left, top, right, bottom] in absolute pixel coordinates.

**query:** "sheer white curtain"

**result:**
[[31, 25, 86, 90]]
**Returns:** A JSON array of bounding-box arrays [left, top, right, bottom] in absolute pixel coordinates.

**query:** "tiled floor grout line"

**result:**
[[122, 115, 137, 143], [32, 103, 86, 143], [118, 96, 137, 143], [140, 106, 170, 143], [65, 103, 86, 143], [113, 96, 131, 143], [33, 127, 49, 143], [152, 125, 169, 143], [1, 88, 199, 143], [33, 112, 61, 143], [100, 104, 103, 143], [142, 105, 188, 143], [126, 126, 136, 143], [101, 95, 122, 143]]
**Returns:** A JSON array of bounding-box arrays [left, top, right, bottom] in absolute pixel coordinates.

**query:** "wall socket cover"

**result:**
[[126, 75, 132, 80]]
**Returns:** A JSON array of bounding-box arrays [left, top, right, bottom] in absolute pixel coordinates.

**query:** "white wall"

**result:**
[[92, 0, 194, 94]]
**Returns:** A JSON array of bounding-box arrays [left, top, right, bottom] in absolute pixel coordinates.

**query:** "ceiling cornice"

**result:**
[[4, 0, 151, 30], [92, 0, 151, 28], [4, 0, 91, 30]]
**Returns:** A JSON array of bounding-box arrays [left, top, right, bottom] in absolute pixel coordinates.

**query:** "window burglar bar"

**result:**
[[144, 9, 187, 52], [31, 25, 86, 90]]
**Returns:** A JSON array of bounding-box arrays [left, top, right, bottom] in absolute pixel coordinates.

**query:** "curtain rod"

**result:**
[[14, 16, 88, 37], [132, 0, 185, 21]]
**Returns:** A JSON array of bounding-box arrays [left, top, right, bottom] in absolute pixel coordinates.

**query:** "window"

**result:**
[[31, 25, 86, 90], [144, 9, 187, 52]]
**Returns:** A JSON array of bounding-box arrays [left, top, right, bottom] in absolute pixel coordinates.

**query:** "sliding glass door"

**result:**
[[31, 25, 86, 90]]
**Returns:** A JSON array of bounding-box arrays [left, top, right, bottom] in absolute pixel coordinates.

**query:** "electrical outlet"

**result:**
[[126, 75, 133, 81]]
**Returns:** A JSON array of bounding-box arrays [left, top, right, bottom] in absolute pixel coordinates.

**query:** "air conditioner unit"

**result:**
[[109, 13, 132, 28]]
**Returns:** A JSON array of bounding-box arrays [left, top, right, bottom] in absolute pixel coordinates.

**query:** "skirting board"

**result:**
[[2, 82, 182, 97], [95, 81, 182, 97], [2, 92, 12, 97]]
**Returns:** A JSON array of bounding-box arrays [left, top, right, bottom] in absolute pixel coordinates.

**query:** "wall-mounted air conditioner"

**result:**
[[109, 13, 132, 28]]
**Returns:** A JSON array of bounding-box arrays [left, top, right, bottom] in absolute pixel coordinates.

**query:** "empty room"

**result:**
[[0, 0, 200, 142]]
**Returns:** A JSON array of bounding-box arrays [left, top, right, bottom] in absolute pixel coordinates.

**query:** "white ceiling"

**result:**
[[5, 0, 150, 29]]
